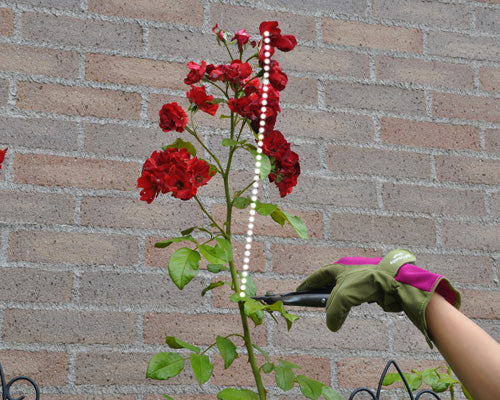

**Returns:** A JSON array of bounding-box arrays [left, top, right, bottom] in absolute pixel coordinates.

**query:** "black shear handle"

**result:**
[[252, 288, 331, 307]]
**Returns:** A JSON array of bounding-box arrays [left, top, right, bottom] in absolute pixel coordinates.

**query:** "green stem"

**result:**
[[185, 126, 224, 175], [194, 195, 224, 234]]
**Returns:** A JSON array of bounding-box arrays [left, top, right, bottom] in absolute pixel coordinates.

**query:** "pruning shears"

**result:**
[[251, 287, 332, 307]]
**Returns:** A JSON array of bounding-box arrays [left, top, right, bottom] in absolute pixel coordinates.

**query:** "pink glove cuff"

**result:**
[[395, 263, 459, 307]]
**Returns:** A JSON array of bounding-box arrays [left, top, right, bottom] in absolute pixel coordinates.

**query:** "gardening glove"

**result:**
[[296, 249, 461, 348]]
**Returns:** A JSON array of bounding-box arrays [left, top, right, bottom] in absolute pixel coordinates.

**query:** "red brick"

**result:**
[[476, 0, 500, 3], [0, 351, 67, 386], [0, 268, 72, 303], [325, 82, 426, 115], [485, 129, 500, 153], [330, 213, 436, 247], [143, 312, 267, 346], [480, 67, 500, 92], [382, 182, 485, 216], [279, 75, 318, 105], [2, 309, 136, 344], [81, 196, 203, 230], [0, 43, 78, 78], [88, 0, 203, 26], [380, 118, 479, 150], [276, 316, 387, 350], [0, 79, 8, 106], [211, 354, 330, 387], [79, 270, 207, 308], [373, 0, 469, 28], [0, 116, 79, 150], [13, 153, 140, 190], [322, 18, 422, 53], [392, 321, 433, 353], [86, 53, 187, 89], [376, 56, 473, 89], [74, 351, 197, 385], [488, 192, 500, 218], [416, 253, 493, 285], [436, 155, 500, 185], [210, 4, 315, 41], [0, 189, 75, 224], [327, 145, 430, 179], [461, 289, 500, 319], [337, 358, 443, 388], [0, 8, 14, 36], [84, 122, 167, 158], [441, 221, 500, 251], [145, 236, 265, 272], [17, 82, 141, 119], [275, 110, 374, 142], [149, 27, 228, 64], [51, 396, 134, 400], [211, 204, 323, 239], [272, 244, 380, 275], [433, 92, 500, 123], [8, 230, 138, 265], [269, 176, 378, 207], [21, 12, 142, 51], [145, 396, 216, 400], [475, 6, 500, 35], [428, 31, 500, 62], [278, 45, 369, 77]]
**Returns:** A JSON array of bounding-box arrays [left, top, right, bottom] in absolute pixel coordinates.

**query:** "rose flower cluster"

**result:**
[[138, 20, 300, 202], [0, 148, 7, 170]]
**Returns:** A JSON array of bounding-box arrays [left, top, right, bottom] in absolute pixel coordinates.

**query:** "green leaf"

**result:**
[[164, 138, 197, 156], [255, 200, 278, 216], [165, 336, 200, 354], [281, 210, 308, 239], [190, 353, 213, 384], [275, 365, 295, 391], [422, 369, 449, 392], [146, 352, 185, 380], [271, 208, 286, 226], [267, 301, 300, 330], [216, 237, 233, 262], [297, 375, 324, 400], [230, 292, 243, 303], [241, 272, 257, 297], [322, 386, 343, 400], [217, 388, 258, 400], [382, 372, 403, 386], [244, 297, 267, 316], [180, 227, 196, 236], [208, 98, 226, 104], [407, 374, 422, 391], [262, 362, 274, 373], [163, 395, 175, 400], [168, 247, 201, 289], [198, 244, 227, 265], [278, 359, 301, 369], [222, 138, 244, 146], [216, 335, 238, 369], [248, 148, 271, 180], [207, 264, 229, 273], [201, 280, 226, 296], [155, 236, 197, 248], [233, 196, 252, 209]]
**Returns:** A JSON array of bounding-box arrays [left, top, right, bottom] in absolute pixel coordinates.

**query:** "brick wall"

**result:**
[[0, 0, 499, 399]]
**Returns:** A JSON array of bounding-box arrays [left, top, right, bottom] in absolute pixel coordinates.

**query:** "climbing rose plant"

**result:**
[[140, 21, 342, 400]]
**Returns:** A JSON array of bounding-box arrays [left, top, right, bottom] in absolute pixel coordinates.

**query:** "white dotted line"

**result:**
[[240, 31, 271, 298]]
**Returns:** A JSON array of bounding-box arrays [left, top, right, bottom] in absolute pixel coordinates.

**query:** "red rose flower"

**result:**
[[159, 102, 188, 133], [212, 24, 225, 42], [0, 148, 7, 170], [184, 61, 206, 85], [268, 60, 288, 91], [138, 148, 215, 202], [223, 60, 252, 84], [259, 21, 297, 52], [186, 85, 219, 116], [231, 29, 251, 50]]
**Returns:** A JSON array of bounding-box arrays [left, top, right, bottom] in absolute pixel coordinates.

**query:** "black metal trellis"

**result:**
[[0, 361, 40, 400], [349, 360, 441, 399]]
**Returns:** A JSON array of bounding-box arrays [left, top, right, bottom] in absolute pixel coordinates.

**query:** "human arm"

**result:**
[[425, 292, 500, 400]]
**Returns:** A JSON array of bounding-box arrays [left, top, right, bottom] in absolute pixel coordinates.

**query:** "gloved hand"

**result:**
[[296, 249, 461, 347]]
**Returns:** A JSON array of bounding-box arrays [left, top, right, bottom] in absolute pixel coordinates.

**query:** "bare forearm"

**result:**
[[425, 293, 500, 400]]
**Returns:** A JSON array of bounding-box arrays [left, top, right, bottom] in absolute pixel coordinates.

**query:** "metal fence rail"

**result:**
[[0, 361, 40, 400]]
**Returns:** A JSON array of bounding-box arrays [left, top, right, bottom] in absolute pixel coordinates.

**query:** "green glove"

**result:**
[[296, 249, 461, 347]]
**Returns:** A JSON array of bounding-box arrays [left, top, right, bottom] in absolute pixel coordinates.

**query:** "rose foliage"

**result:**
[[140, 21, 341, 400]]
